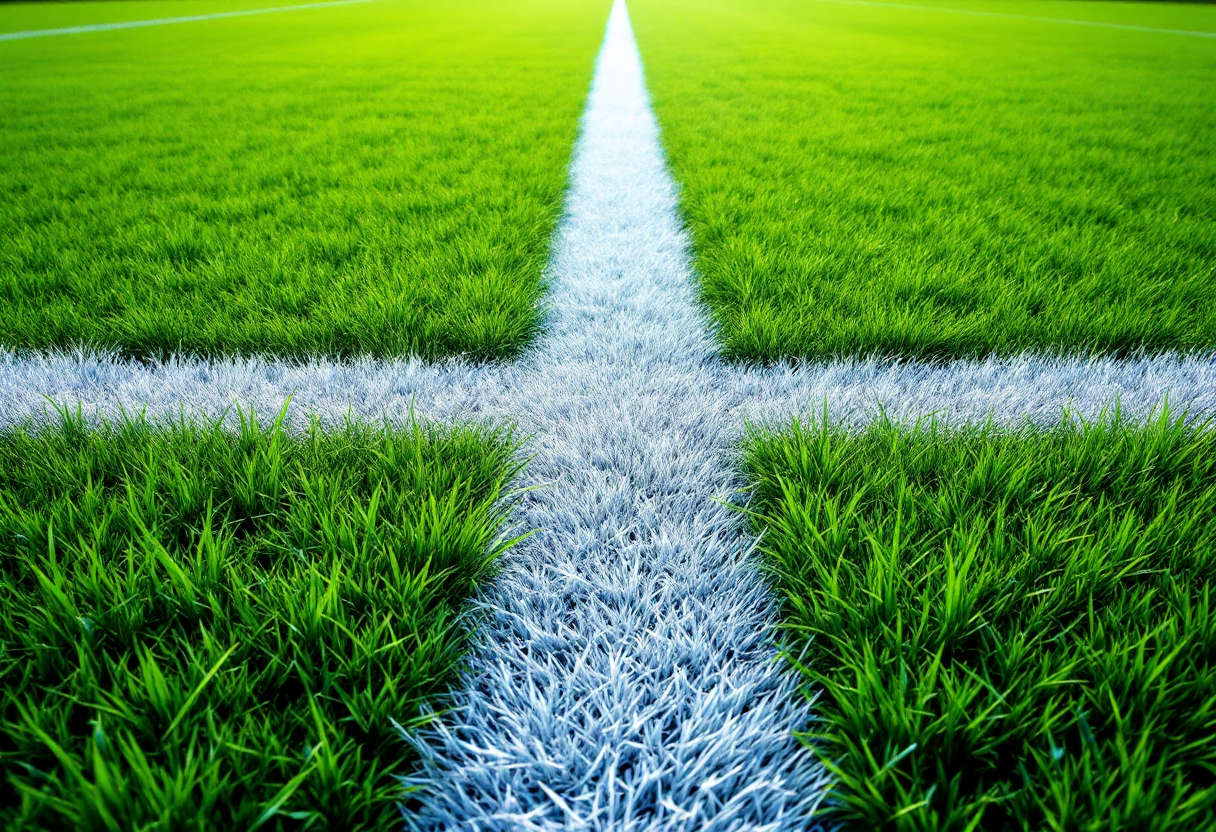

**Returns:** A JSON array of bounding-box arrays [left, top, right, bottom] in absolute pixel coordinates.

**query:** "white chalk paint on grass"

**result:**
[[4, 347, 1215, 436], [395, 4, 833, 826], [4, 348, 1215, 436], [3, 0, 1216, 827]]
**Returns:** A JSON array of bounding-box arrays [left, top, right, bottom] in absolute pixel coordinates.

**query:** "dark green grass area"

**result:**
[[744, 413, 1216, 830], [0, 410, 519, 830], [0, 0, 609, 360], [630, 0, 1216, 361]]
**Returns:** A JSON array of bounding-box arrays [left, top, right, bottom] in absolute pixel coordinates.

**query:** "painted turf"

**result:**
[[395, 3, 835, 825], [3, 0, 1216, 827], [0, 0, 373, 42]]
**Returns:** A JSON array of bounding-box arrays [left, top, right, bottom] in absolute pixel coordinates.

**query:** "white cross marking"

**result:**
[[2, 2, 1214, 827]]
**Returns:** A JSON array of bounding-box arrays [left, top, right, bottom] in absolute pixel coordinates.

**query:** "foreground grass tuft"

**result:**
[[0, 409, 520, 830], [745, 411, 1216, 830]]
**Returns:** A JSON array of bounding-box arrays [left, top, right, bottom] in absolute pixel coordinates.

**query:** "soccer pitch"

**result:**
[[745, 414, 1216, 830], [0, 0, 608, 360], [1, 0, 1215, 829], [0, 411, 518, 829], [630, 0, 1216, 361], [0, 0, 312, 34]]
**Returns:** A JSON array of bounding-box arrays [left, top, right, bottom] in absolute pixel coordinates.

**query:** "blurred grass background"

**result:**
[[0, 0, 610, 360], [630, 0, 1216, 361], [0, 0, 311, 35]]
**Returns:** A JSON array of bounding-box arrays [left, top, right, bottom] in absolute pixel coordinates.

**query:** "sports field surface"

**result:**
[[0, 0, 318, 35], [0, 0, 607, 360], [2, 1, 1215, 830], [0, 411, 517, 829], [630, 0, 1216, 360], [746, 413, 1216, 830]]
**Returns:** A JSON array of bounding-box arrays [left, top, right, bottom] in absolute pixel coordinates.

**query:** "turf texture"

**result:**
[[629, 0, 1216, 361], [744, 411, 1216, 831], [0, 0, 609, 360], [0, 410, 519, 830], [0, 0, 312, 35]]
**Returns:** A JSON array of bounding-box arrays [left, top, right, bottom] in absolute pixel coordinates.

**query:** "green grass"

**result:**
[[630, 0, 1216, 361], [0, 0, 310, 35], [743, 411, 1216, 831], [0, 409, 520, 831], [0, 0, 609, 360]]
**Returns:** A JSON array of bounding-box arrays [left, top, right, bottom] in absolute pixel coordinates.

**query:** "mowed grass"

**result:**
[[0, 0, 308, 34], [630, 0, 1216, 361], [744, 413, 1216, 831], [0, 0, 609, 360], [0, 410, 520, 830]]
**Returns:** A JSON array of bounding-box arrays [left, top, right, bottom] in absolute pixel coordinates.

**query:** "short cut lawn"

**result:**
[[744, 413, 1216, 831], [0, 0, 609, 360], [629, 0, 1216, 361], [0, 411, 519, 831], [0, 0, 309, 34]]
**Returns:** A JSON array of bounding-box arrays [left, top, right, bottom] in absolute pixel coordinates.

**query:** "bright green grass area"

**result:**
[[0, 0, 609, 360], [0, 411, 519, 830], [0, 0, 308, 34], [629, 0, 1216, 361], [744, 413, 1216, 830]]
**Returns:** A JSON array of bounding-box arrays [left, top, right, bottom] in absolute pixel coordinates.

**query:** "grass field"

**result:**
[[0, 0, 310, 34], [744, 413, 1216, 830], [0, 0, 608, 360], [4, 0, 1216, 828], [0, 411, 519, 830], [630, 0, 1216, 361]]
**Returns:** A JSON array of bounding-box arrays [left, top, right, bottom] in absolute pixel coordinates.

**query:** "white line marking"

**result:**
[[4, 349, 1211, 431], [2, 0, 1215, 825], [398, 2, 833, 826], [0, 0, 373, 43], [815, 0, 1216, 39]]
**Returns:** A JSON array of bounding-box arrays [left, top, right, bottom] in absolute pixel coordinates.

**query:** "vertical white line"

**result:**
[[399, 3, 833, 828], [2, 1, 1213, 824]]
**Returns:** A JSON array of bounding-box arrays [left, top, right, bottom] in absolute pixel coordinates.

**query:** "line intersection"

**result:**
[[2, 1, 1215, 827]]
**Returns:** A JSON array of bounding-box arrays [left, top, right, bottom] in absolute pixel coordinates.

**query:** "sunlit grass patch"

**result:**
[[631, 0, 1216, 361], [0, 0, 311, 34], [0, 409, 520, 830], [744, 411, 1216, 830], [0, 0, 609, 360]]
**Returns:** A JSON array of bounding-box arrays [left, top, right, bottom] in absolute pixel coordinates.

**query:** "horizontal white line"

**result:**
[[0, 0, 373, 42], [3, 0, 1211, 824], [817, 0, 1216, 38], [1, 4, 1213, 823], [4, 350, 1214, 432]]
